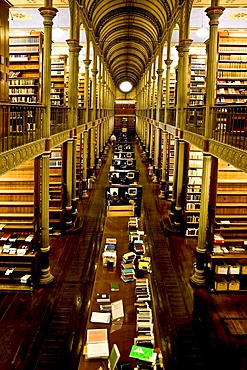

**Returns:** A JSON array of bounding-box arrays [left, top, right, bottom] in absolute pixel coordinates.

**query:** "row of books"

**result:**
[[0, 233, 34, 243], [0, 243, 31, 255]]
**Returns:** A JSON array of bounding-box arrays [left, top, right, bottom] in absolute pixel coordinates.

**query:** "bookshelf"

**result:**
[[78, 73, 85, 107], [0, 0, 11, 103], [50, 54, 68, 106], [207, 158, 247, 292], [185, 145, 203, 237], [0, 159, 41, 291], [49, 145, 66, 236], [189, 55, 206, 106], [167, 134, 175, 200], [9, 32, 43, 104], [162, 71, 176, 107], [216, 32, 247, 105]]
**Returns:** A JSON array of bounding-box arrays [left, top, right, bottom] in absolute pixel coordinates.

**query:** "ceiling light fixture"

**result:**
[[119, 81, 133, 93], [52, 13, 64, 41], [196, 9, 209, 38]]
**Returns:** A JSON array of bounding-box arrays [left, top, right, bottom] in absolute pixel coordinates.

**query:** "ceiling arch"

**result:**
[[80, 0, 179, 88]]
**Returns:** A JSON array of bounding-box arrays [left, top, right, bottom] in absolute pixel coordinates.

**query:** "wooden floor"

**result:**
[[0, 138, 246, 370]]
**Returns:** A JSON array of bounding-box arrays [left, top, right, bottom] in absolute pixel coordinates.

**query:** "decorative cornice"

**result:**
[[209, 139, 247, 172], [0, 139, 46, 176], [183, 131, 205, 151]]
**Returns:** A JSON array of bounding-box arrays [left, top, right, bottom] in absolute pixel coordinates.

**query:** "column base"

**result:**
[[82, 190, 89, 198], [190, 267, 206, 286], [39, 267, 54, 285], [158, 190, 165, 199]]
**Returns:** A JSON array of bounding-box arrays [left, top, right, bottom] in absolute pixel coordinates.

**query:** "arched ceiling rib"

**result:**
[[80, 0, 179, 88]]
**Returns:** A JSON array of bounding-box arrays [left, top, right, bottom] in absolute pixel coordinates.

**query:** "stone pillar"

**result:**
[[66, 40, 81, 209], [82, 129, 89, 198], [191, 5, 224, 286], [38, 5, 57, 285], [151, 62, 156, 120], [84, 59, 92, 123], [205, 6, 225, 138], [191, 154, 212, 285], [91, 68, 98, 122], [40, 152, 54, 284]]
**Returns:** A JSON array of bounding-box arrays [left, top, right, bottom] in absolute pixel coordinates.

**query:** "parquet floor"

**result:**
[[0, 138, 246, 370]]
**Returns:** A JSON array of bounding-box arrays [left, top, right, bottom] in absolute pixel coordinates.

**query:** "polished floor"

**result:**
[[0, 137, 246, 370]]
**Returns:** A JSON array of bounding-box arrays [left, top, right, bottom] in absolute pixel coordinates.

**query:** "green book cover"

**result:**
[[129, 345, 154, 362], [110, 282, 120, 291]]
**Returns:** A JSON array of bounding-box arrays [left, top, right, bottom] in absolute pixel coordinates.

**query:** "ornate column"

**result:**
[[153, 48, 164, 182], [165, 59, 172, 115], [151, 61, 156, 120], [82, 129, 89, 198], [191, 5, 224, 286], [38, 5, 57, 285], [66, 40, 81, 209], [91, 67, 98, 122], [84, 59, 91, 123]]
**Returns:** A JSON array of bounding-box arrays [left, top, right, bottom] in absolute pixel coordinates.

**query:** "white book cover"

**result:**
[[90, 311, 111, 324], [111, 299, 124, 321]]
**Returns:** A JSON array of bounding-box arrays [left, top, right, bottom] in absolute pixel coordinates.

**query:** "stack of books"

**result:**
[[121, 267, 136, 283], [135, 303, 154, 348], [121, 251, 136, 282], [135, 278, 151, 302], [128, 216, 139, 230], [3, 242, 12, 254], [138, 256, 151, 273], [17, 244, 30, 256], [134, 240, 145, 256], [84, 328, 109, 360], [103, 237, 117, 267]]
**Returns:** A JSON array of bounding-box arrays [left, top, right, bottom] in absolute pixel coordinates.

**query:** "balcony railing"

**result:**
[[50, 106, 69, 135], [0, 103, 44, 152], [212, 105, 247, 150], [185, 106, 206, 136], [167, 107, 176, 127]]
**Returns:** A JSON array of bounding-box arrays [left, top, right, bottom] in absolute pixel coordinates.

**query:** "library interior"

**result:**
[[0, 0, 247, 369]]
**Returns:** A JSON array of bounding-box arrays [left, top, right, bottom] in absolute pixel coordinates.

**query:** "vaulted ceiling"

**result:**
[[79, 0, 181, 88]]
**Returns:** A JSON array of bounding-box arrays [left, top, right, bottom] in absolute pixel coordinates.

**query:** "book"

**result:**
[[110, 282, 120, 291], [86, 341, 109, 360], [111, 299, 124, 321], [86, 328, 108, 344], [99, 304, 112, 312], [108, 344, 121, 370], [0, 233, 11, 241], [90, 311, 111, 324], [96, 293, 110, 303], [86, 328, 109, 360], [129, 345, 155, 363]]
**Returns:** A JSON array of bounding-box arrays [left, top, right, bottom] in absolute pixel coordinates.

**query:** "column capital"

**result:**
[[165, 59, 173, 66], [84, 59, 92, 66], [179, 39, 193, 52], [39, 7, 58, 24], [206, 6, 225, 25], [66, 39, 80, 51], [156, 68, 164, 76]]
